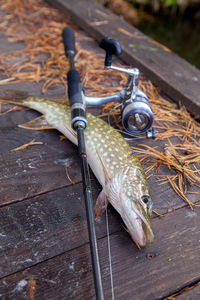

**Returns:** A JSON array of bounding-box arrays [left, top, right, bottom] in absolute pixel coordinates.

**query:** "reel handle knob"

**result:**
[[99, 37, 121, 67]]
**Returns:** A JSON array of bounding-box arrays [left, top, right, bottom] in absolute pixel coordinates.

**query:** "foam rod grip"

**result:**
[[62, 27, 75, 55], [67, 69, 83, 106]]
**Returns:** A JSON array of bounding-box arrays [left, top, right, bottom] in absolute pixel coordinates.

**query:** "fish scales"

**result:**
[[1, 96, 154, 247]]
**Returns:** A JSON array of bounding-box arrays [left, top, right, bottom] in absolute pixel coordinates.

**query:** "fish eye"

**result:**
[[142, 197, 149, 204], [142, 197, 153, 217]]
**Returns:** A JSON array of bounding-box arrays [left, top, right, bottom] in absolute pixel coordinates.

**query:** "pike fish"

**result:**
[[1, 95, 154, 247]]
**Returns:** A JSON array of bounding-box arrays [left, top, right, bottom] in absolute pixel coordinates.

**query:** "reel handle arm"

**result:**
[[84, 92, 123, 106]]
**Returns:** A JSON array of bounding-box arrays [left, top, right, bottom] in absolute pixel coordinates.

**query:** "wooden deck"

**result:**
[[0, 1, 200, 299], [47, 0, 200, 117]]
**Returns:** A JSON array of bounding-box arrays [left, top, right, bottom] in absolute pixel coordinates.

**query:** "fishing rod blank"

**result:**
[[62, 27, 104, 300]]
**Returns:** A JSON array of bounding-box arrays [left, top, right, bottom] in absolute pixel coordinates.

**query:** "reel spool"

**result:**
[[121, 90, 154, 135]]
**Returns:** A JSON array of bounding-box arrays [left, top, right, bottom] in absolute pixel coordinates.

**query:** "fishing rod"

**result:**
[[62, 26, 156, 299], [62, 28, 104, 300]]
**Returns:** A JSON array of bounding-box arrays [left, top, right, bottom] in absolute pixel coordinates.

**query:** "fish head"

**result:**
[[108, 166, 154, 247], [121, 167, 154, 247]]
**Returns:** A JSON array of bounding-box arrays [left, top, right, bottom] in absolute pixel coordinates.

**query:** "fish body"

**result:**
[[2, 96, 154, 247]]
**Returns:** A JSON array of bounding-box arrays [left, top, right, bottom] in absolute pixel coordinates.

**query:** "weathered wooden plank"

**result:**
[[175, 284, 200, 300], [0, 181, 122, 278], [0, 141, 81, 206], [0, 33, 66, 99], [46, 0, 200, 117], [0, 154, 192, 279], [0, 31, 24, 57], [0, 136, 199, 280], [0, 109, 61, 153], [0, 205, 199, 300]]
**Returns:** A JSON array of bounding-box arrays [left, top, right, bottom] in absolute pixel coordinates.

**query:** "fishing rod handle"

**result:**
[[62, 27, 83, 106], [62, 27, 75, 55], [67, 69, 83, 105], [67, 69, 87, 129]]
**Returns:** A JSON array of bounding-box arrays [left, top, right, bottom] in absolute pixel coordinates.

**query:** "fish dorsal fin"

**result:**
[[96, 149, 110, 184], [18, 115, 55, 130]]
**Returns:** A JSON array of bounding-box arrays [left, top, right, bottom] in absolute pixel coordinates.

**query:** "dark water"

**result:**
[[136, 13, 200, 69]]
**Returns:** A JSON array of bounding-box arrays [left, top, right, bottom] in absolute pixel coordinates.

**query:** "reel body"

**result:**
[[84, 37, 156, 139]]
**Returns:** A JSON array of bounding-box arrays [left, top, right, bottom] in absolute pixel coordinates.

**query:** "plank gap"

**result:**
[[162, 278, 200, 300], [0, 181, 82, 209]]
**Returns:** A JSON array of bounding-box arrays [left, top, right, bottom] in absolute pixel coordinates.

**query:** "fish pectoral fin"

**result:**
[[18, 115, 55, 130], [94, 189, 108, 220]]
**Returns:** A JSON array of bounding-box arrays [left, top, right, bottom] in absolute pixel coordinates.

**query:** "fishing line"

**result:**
[[107, 103, 122, 127], [105, 206, 115, 300], [116, 129, 146, 140]]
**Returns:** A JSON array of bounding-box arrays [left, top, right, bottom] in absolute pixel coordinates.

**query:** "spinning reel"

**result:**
[[84, 37, 156, 139]]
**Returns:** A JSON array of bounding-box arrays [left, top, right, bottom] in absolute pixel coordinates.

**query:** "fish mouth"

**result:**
[[123, 206, 154, 248]]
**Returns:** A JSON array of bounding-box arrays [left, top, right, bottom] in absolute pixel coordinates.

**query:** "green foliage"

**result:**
[[136, 6, 200, 68], [130, 0, 198, 9], [165, 0, 177, 6]]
